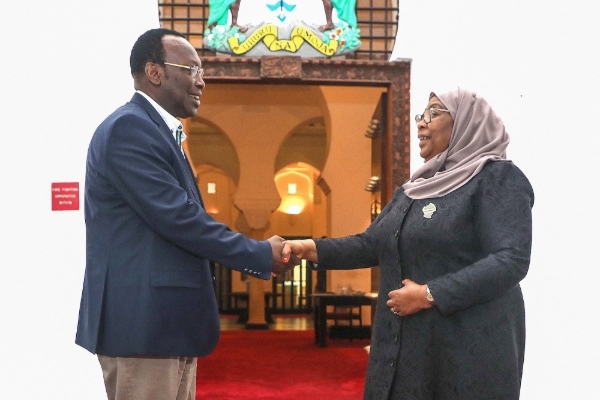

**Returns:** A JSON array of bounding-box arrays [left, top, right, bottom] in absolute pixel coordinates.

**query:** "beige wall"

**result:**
[[319, 86, 384, 298]]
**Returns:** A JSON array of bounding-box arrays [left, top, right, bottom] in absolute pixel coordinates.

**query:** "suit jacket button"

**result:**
[[394, 230, 399, 237]]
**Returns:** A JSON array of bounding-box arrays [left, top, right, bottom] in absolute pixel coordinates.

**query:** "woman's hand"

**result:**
[[386, 279, 433, 317], [283, 239, 318, 263]]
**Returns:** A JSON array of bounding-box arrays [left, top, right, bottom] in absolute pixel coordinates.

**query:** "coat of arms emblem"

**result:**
[[203, 0, 361, 57]]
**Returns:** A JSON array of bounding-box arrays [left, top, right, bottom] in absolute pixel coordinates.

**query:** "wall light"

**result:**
[[365, 119, 380, 138], [207, 207, 219, 215], [365, 176, 380, 192], [280, 196, 305, 215], [287, 183, 297, 195], [207, 182, 216, 194], [286, 204, 302, 215], [371, 200, 381, 222]]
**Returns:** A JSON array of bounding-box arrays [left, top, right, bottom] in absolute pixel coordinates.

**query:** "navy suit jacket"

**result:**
[[76, 93, 272, 357]]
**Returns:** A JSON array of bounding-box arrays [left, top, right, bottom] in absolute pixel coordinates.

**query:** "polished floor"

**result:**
[[220, 315, 313, 331]]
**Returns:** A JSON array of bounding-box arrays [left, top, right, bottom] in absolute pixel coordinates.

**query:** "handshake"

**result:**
[[267, 236, 317, 276]]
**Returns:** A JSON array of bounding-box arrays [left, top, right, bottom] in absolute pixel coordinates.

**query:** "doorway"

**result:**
[[187, 56, 410, 323]]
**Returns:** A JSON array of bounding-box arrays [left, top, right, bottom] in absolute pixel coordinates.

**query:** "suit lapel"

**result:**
[[130, 93, 205, 207], [182, 154, 204, 207]]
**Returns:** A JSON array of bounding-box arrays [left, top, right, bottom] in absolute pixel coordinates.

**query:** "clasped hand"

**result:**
[[386, 279, 433, 317], [268, 236, 301, 276]]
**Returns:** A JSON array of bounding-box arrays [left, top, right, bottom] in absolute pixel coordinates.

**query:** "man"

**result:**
[[76, 28, 295, 400]]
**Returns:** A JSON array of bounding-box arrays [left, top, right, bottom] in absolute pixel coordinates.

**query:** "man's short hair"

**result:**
[[130, 28, 186, 77]]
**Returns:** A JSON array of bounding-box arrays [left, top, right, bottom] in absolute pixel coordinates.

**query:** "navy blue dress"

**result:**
[[315, 161, 533, 399]]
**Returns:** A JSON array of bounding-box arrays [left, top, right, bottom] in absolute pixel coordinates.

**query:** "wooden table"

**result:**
[[311, 292, 378, 347], [229, 292, 279, 324]]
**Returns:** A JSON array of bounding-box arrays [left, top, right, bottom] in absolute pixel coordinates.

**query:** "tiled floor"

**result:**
[[220, 315, 314, 331]]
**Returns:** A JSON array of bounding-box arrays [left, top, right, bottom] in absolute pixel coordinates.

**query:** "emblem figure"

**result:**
[[208, 0, 247, 32], [319, 0, 358, 31]]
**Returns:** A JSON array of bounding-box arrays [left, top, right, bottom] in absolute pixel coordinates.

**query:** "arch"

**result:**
[[195, 164, 238, 227], [270, 162, 329, 238], [275, 116, 328, 173], [200, 57, 411, 204], [187, 117, 241, 185], [274, 164, 316, 215]]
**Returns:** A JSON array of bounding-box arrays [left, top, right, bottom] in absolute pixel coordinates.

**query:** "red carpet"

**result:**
[[196, 330, 370, 399]]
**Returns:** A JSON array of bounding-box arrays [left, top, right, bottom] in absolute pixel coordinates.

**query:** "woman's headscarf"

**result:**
[[402, 87, 510, 199]]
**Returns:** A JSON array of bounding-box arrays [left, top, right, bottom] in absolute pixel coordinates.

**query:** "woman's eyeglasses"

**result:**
[[415, 108, 450, 124]]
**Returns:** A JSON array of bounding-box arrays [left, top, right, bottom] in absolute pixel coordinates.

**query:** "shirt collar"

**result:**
[[136, 90, 186, 143]]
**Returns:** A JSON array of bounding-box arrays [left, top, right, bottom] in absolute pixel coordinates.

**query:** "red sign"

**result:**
[[51, 182, 80, 211]]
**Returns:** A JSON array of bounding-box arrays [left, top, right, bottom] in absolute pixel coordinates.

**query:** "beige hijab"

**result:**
[[402, 88, 510, 199]]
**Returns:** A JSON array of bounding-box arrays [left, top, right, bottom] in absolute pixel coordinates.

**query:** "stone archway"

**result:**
[[196, 56, 411, 327], [201, 56, 411, 203]]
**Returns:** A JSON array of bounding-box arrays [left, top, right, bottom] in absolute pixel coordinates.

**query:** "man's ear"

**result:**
[[145, 62, 162, 86]]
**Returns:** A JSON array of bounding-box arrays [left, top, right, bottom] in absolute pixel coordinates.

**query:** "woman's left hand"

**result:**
[[386, 279, 433, 317]]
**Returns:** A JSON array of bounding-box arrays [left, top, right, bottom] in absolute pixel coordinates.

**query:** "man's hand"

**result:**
[[267, 235, 300, 276]]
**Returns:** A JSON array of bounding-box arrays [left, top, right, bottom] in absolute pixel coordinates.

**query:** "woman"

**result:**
[[285, 88, 534, 399]]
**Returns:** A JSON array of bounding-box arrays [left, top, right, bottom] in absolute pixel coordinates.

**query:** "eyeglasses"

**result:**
[[164, 62, 204, 79], [415, 108, 450, 124]]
